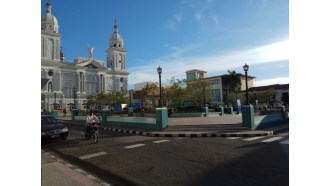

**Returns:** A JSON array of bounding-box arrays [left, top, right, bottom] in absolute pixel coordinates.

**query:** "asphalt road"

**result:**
[[42, 125, 289, 186]]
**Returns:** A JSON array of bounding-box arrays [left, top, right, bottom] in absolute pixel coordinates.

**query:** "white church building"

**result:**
[[41, 1, 129, 111]]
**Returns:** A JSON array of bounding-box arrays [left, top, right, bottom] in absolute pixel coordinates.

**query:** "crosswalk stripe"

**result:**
[[243, 136, 266, 141], [227, 137, 242, 139], [261, 137, 283, 143], [280, 139, 289, 144], [79, 152, 107, 160], [153, 140, 170, 143], [124, 144, 145, 149]]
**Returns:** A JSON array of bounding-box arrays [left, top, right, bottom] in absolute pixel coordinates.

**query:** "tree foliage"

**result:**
[[166, 77, 188, 105], [222, 70, 242, 90], [86, 90, 129, 109], [186, 79, 211, 106]]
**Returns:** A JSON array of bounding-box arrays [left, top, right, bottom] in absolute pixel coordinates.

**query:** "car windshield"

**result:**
[[41, 116, 58, 125]]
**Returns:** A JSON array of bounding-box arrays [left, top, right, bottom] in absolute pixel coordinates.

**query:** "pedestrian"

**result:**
[[63, 108, 67, 117]]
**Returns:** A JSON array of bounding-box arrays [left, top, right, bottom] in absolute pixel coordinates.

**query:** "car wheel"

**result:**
[[61, 137, 67, 140]]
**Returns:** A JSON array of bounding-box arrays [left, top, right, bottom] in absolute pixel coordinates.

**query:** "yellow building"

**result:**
[[186, 69, 255, 104]]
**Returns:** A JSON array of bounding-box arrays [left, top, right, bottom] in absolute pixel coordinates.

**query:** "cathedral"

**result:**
[[41, 1, 129, 111]]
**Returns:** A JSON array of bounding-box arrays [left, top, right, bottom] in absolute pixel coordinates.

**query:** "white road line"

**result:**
[[124, 144, 146, 149], [86, 175, 97, 180], [65, 163, 74, 168], [153, 140, 170, 143], [101, 182, 112, 186], [227, 137, 242, 139], [280, 139, 289, 144], [243, 136, 266, 141], [261, 137, 283, 143], [79, 151, 107, 160], [74, 168, 84, 173]]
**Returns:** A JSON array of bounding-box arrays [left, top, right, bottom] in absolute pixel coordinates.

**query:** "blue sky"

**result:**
[[41, 0, 289, 88]]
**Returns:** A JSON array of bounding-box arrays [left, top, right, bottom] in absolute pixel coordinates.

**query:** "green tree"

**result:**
[[257, 88, 275, 106], [222, 70, 242, 104], [186, 79, 211, 106], [167, 77, 188, 106], [94, 91, 108, 109]]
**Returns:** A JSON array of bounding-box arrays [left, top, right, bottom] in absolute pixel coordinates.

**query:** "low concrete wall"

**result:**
[[103, 108, 168, 131], [171, 112, 204, 117], [242, 105, 289, 130], [253, 113, 289, 130], [74, 116, 87, 120], [106, 117, 158, 130]]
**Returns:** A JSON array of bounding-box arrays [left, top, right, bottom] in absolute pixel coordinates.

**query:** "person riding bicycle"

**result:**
[[85, 110, 99, 136]]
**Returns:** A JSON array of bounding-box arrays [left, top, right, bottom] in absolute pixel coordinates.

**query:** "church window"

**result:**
[[48, 82, 53, 92], [63, 82, 73, 98], [114, 44, 116, 47], [86, 74, 97, 95]]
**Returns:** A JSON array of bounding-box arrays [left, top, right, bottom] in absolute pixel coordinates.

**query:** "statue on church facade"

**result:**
[[87, 46, 94, 59]]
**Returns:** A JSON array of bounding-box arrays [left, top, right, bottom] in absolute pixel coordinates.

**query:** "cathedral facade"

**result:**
[[41, 1, 129, 111]]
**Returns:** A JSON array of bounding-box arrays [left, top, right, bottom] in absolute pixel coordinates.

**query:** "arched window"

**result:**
[[48, 38, 54, 59], [63, 82, 73, 98], [86, 74, 97, 95], [48, 82, 53, 92]]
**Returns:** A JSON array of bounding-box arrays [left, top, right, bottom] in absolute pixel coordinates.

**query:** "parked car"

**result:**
[[41, 115, 69, 142]]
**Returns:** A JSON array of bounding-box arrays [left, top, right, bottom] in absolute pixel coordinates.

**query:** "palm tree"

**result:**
[[222, 70, 242, 104]]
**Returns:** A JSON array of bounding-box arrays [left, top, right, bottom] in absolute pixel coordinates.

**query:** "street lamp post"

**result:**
[[243, 63, 249, 105], [73, 87, 76, 109], [162, 87, 165, 107], [54, 92, 57, 109], [157, 66, 162, 107]]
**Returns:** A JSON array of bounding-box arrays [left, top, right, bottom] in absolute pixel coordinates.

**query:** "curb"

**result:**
[[100, 126, 288, 138], [60, 120, 289, 138], [42, 150, 111, 186]]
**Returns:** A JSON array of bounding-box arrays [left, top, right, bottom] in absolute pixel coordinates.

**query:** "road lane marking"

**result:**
[[153, 140, 170, 143], [74, 168, 84, 173], [227, 137, 242, 139], [243, 136, 266, 141], [261, 137, 283, 143], [86, 175, 97, 180], [79, 151, 107, 160], [124, 144, 145, 149], [280, 139, 289, 144]]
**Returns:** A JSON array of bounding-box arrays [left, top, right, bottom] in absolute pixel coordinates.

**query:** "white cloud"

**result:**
[[165, 14, 183, 30], [128, 40, 289, 86], [212, 15, 220, 29]]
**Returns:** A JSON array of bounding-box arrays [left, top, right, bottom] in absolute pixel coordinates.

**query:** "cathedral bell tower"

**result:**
[[105, 21, 128, 92], [41, 1, 61, 61], [106, 22, 127, 71]]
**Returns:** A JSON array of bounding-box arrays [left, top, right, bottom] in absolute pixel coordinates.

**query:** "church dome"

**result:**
[[41, 1, 59, 33], [109, 23, 124, 48]]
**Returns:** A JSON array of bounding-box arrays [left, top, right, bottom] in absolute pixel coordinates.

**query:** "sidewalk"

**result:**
[[57, 114, 289, 137], [42, 150, 111, 186]]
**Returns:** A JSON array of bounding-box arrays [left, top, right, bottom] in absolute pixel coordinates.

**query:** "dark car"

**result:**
[[41, 115, 69, 142]]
